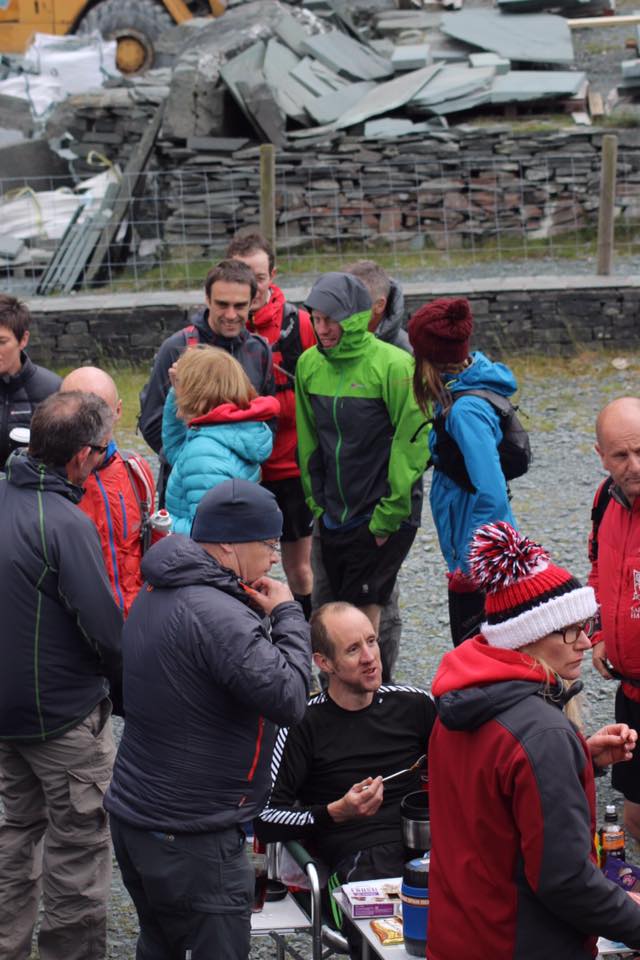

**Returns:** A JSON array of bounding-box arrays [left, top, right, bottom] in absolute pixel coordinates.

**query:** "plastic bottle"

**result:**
[[401, 855, 429, 957], [600, 804, 625, 866], [149, 509, 172, 544]]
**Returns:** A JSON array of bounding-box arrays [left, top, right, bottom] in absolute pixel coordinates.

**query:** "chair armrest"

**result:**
[[285, 840, 320, 872]]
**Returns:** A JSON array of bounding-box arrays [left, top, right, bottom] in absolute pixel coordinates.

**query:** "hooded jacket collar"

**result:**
[[0, 351, 36, 389], [442, 350, 517, 399], [376, 280, 405, 343], [141, 534, 251, 604], [249, 285, 285, 335], [319, 310, 374, 362], [189, 394, 279, 428], [194, 310, 251, 349], [433, 635, 582, 732], [5, 449, 84, 504]]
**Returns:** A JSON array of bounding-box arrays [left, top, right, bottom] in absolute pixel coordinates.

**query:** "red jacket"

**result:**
[[78, 444, 155, 617], [248, 285, 315, 482], [428, 637, 640, 960], [588, 482, 640, 702]]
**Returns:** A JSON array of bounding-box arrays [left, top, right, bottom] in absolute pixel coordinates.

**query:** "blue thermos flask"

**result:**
[[401, 855, 429, 957]]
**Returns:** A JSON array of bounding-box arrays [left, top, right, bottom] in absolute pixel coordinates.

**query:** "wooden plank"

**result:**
[[84, 104, 164, 285], [568, 14, 640, 28], [588, 89, 605, 117]]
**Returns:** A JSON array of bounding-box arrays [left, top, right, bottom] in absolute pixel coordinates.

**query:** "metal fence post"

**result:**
[[596, 134, 618, 276], [260, 144, 276, 254]]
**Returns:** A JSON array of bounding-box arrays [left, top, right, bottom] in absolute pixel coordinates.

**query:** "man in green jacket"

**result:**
[[296, 272, 429, 635]]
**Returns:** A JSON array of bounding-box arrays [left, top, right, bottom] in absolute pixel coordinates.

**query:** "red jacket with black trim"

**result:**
[[249, 285, 315, 482], [588, 482, 640, 702], [78, 443, 155, 617], [428, 637, 640, 960]]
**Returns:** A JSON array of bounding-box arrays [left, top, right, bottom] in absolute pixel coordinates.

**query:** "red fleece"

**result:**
[[248, 285, 316, 481]]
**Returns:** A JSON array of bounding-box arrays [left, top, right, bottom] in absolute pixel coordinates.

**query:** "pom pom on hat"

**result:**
[[468, 521, 598, 651], [408, 297, 473, 365]]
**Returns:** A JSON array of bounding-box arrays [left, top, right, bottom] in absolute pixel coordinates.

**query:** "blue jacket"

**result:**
[[429, 351, 517, 573], [162, 390, 279, 535]]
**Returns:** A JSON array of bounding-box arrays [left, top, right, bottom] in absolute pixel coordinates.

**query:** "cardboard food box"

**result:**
[[341, 878, 402, 919]]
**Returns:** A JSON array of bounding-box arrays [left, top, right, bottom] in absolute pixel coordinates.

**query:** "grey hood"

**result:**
[[305, 272, 371, 322]]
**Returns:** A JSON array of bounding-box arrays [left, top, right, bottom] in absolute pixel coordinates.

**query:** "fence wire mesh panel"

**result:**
[[1, 148, 639, 296]]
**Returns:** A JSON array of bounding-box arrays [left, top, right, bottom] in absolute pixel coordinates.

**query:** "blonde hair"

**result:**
[[174, 345, 256, 422], [519, 649, 582, 728]]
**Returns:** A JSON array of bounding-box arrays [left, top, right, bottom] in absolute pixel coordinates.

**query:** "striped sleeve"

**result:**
[[255, 698, 333, 843]]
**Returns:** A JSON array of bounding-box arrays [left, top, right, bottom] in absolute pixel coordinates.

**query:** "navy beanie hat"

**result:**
[[191, 479, 283, 543]]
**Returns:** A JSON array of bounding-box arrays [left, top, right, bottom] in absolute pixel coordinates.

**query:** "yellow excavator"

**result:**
[[0, 0, 228, 74]]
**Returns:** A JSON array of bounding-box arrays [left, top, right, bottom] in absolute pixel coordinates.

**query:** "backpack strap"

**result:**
[[120, 451, 155, 554], [183, 324, 199, 348], [452, 388, 513, 416], [589, 476, 614, 563]]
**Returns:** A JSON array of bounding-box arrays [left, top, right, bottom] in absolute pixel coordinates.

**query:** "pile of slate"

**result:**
[[1, 0, 631, 291]]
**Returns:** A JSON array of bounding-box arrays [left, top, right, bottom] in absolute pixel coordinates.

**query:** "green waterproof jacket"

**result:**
[[295, 308, 430, 538]]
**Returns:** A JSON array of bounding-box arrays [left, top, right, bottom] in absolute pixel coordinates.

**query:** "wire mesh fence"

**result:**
[[1, 145, 639, 296]]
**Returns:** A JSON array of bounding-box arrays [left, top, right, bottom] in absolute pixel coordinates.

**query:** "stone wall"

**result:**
[[25, 278, 640, 368]]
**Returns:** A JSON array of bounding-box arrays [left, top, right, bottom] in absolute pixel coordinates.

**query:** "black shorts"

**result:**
[[261, 477, 314, 543], [319, 521, 416, 608], [612, 685, 640, 803]]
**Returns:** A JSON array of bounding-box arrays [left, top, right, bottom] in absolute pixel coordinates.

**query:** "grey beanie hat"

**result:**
[[305, 272, 372, 323], [191, 479, 283, 543]]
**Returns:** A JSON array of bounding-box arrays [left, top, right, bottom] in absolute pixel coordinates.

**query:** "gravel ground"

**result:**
[[98, 349, 640, 959]]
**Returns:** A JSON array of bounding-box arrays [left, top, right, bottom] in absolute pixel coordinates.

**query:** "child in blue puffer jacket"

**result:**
[[162, 345, 279, 535]]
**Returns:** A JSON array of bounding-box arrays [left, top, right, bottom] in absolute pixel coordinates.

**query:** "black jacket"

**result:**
[[0, 353, 61, 469], [0, 452, 124, 740], [138, 311, 275, 455], [104, 535, 311, 832], [376, 280, 412, 354]]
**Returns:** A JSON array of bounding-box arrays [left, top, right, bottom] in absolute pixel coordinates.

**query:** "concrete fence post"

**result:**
[[259, 144, 276, 254], [597, 134, 618, 276]]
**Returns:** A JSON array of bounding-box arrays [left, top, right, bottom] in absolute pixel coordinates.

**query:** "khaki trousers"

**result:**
[[0, 700, 115, 960]]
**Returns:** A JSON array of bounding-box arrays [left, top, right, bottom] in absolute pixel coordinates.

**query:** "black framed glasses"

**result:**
[[88, 443, 108, 456], [261, 539, 282, 555], [557, 618, 596, 644]]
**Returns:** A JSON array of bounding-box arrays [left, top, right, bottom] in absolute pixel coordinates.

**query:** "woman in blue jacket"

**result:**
[[408, 297, 519, 645], [162, 345, 279, 535]]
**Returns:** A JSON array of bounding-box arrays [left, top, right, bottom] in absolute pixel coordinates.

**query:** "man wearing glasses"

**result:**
[[0, 390, 124, 960], [105, 478, 311, 960], [590, 396, 640, 844]]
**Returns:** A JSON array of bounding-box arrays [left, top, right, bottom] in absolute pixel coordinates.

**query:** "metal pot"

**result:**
[[401, 790, 431, 854]]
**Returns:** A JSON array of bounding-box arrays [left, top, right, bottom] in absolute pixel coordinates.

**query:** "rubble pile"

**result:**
[[0, 0, 638, 290]]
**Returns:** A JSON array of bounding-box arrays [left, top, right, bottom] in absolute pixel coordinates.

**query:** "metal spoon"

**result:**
[[381, 754, 426, 784]]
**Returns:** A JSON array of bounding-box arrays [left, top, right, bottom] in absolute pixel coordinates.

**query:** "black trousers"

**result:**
[[448, 587, 485, 647], [110, 815, 253, 960]]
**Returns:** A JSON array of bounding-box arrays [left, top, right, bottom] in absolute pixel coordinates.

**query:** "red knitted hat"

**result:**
[[468, 522, 597, 650], [408, 297, 473, 364]]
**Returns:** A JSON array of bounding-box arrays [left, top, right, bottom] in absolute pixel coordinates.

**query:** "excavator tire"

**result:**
[[77, 0, 174, 73]]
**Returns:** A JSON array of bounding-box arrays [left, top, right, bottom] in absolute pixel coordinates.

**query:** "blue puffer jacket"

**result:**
[[162, 390, 279, 535], [429, 351, 517, 573]]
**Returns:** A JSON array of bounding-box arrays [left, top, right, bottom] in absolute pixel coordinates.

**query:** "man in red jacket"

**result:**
[[61, 367, 155, 617], [226, 231, 316, 618], [590, 396, 640, 840]]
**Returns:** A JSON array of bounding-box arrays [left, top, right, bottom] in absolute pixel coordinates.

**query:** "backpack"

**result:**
[[433, 389, 532, 494], [588, 475, 614, 563], [274, 302, 302, 392], [121, 452, 156, 554]]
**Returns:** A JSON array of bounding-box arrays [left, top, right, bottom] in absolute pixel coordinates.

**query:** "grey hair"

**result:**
[[29, 391, 113, 467], [344, 260, 391, 303]]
